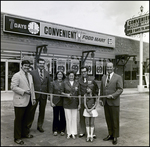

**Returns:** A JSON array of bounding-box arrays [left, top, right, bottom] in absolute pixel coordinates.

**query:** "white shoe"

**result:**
[[67, 134, 71, 139], [90, 137, 94, 142], [72, 134, 76, 139]]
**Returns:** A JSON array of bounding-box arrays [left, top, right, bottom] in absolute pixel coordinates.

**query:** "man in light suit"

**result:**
[[100, 62, 123, 145], [29, 58, 52, 133], [11, 60, 36, 145]]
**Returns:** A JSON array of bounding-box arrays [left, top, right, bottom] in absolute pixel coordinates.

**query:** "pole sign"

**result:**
[[3, 14, 115, 48], [124, 13, 149, 36]]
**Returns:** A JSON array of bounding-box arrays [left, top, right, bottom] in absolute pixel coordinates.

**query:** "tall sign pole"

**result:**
[[138, 6, 144, 92], [138, 32, 144, 91], [124, 6, 149, 92]]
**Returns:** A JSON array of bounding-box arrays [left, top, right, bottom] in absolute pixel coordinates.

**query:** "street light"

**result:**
[[140, 5, 143, 13]]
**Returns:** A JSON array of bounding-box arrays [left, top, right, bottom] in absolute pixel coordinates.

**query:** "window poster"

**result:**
[[57, 59, 66, 74], [96, 61, 103, 74], [71, 59, 80, 74], [42, 57, 52, 74], [85, 60, 92, 75]]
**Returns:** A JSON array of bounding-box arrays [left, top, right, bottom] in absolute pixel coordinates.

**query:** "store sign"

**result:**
[[3, 14, 115, 48], [3, 15, 40, 36], [96, 61, 103, 75], [124, 13, 149, 36], [85, 60, 93, 75], [40, 22, 77, 42], [70, 60, 80, 74], [57, 59, 66, 74], [78, 31, 115, 48]]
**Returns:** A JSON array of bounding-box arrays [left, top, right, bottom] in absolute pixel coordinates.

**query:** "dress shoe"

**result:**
[[37, 127, 44, 132], [22, 134, 33, 138], [60, 132, 65, 136], [103, 135, 114, 141], [53, 131, 58, 136], [14, 139, 24, 145], [93, 134, 97, 139], [79, 134, 85, 138], [112, 138, 117, 145]]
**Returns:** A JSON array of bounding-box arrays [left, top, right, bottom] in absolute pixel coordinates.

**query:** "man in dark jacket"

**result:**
[[29, 58, 52, 133], [100, 62, 123, 145]]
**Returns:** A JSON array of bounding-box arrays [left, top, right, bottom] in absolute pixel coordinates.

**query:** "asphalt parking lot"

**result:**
[[1, 91, 149, 146]]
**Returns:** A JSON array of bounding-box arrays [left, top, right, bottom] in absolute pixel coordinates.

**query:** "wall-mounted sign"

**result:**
[[85, 60, 92, 75], [96, 61, 103, 75], [124, 13, 149, 36], [3, 15, 40, 36], [56, 59, 66, 74], [78, 31, 115, 48], [3, 14, 115, 48]]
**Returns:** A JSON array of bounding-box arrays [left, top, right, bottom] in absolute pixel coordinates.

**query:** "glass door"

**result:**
[[8, 60, 20, 91]]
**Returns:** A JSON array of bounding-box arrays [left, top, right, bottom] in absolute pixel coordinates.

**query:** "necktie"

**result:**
[[107, 74, 110, 84], [40, 69, 44, 82], [25, 72, 29, 84]]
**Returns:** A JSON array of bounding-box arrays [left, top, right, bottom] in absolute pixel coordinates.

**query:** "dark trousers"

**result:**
[[104, 101, 120, 138], [14, 99, 32, 139], [29, 96, 47, 129], [79, 99, 86, 134], [52, 106, 66, 133]]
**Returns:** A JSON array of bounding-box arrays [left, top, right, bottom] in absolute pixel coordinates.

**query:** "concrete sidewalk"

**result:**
[[1, 88, 149, 101], [1, 92, 149, 146]]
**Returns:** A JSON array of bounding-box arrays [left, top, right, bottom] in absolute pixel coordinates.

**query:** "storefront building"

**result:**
[[1, 12, 149, 92]]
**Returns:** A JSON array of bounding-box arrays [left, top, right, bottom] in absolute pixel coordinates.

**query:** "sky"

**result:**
[[1, 1, 149, 43]]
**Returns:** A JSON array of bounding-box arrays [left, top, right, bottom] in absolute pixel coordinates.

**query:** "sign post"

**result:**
[[138, 33, 145, 92], [124, 6, 149, 92]]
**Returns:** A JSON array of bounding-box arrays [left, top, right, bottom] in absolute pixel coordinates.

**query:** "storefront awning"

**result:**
[[115, 54, 137, 66]]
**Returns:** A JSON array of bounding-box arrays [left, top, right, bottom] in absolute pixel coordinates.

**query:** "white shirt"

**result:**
[[38, 69, 44, 75], [70, 81, 74, 86], [105, 72, 114, 86]]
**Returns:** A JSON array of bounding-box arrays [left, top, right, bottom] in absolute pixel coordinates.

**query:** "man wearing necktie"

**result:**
[[11, 60, 36, 145], [100, 62, 123, 145], [29, 58, 52, 133]]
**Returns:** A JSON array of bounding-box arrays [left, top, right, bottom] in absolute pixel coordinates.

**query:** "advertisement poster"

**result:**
[[85, 60, 92, 75], [70, 59, 80, 74], [57, 59, 66, 74], [96, 61, 103, 74], [42, 57, 52, 74]]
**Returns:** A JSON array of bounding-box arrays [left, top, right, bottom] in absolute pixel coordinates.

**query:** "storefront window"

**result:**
[[8, 62, 20, 90], [1, 62, 5, 91]]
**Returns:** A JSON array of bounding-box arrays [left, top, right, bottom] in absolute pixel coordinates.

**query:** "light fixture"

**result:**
[[140, 6, 143, 13], [43, 45, 48, 53], [91, 52, 95, 58]]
